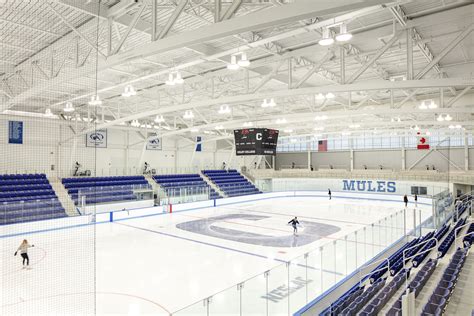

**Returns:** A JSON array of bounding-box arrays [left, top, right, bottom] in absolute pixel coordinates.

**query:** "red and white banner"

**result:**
[[318, 140, 328, 152], [417, 132, 430, 150]]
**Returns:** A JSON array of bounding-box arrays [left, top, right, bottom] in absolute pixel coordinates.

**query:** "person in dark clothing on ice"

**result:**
[[403, 195, 408, 208], [328, 189, 332, 200], [288, 217, 300, 235]]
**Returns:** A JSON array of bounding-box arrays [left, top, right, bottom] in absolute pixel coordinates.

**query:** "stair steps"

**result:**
[[47, 176, 78, 216]]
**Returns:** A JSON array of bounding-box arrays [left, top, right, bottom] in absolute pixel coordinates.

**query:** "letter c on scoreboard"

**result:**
[[256, 133, 262, 140]]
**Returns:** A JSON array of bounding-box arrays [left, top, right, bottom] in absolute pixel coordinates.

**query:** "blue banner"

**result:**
[[196, 136, 202, 152], [8, 121, 23, 144]]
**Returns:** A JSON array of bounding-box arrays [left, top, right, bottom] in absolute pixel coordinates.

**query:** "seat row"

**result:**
[[0, 174, 46, 180], [413, 223, 449, 267], [389, 232, 435, 276], [0, 179, 50, 185], [463, 223, 474, 246], [63, 179, 148, 189], [62, 176, 145, 183], [339, 278, 386, 315], [360, 269, 409, 316], [388, 258, 437, 315], [438, 218, 466, 258], [422, 247, 468, 315], [0, 184, 52, 192]]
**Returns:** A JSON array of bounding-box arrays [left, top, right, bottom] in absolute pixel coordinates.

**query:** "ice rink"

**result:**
[[1, 194, 431, 315]]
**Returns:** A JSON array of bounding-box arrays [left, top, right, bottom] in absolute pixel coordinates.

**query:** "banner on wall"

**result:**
[[146, 133, 162, 150], [195, 136, 202, 152], [8, 121, 23, 144], [318, 140, 327, 152], [86, 129, 107, 148]]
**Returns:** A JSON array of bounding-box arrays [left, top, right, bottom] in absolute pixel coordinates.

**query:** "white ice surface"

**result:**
[[1, 195, 430, 315]]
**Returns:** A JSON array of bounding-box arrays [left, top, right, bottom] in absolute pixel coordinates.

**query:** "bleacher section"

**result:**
[[202, 169, 261, 197], [319, 215, 473, 316], [62, 176, 149, 205], [153, 174, 221, 200], [0, 174, 66, 225]]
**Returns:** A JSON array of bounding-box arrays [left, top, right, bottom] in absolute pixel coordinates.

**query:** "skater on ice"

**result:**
[[14, 239, 34, 269], [288, 217, 300, 235], [328, 189, 332, 200]]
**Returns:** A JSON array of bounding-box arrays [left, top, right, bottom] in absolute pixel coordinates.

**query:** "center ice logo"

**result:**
[[342, 180, 396, 193]]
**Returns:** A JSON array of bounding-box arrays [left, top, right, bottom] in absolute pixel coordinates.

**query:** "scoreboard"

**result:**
[[234, 128, 279, 156]]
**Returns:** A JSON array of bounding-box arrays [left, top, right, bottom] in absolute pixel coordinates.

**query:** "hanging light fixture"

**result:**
[[183, 110, 194, 120], [261, 98, 276, 108], [131, 119, 140, 127], [243, 122, 253, 127], [214, 125, 224, 130], [238, 52, 250, 67], [88, 95, 102, 106], [190, 127, 199, 133], [227, 55, 240, 70], [316, 93, 325, 100], [335, 23, 353, 42], [349, 124, 361, 128], [268, 98, 276, 107], [174, 71, 184, 84], [314, 115, 328, 121], [63, 102, 75, 112], [122, 85, 136, 97], [283, 128, 293, 133], [445, 114, 452, 121], [314, 126, 325, 131], [165, 73, 175, 86], [428, 99, 437, 109], [318, 27, 334, 46], [218, 104, 231, 114], [436, 114, 444, 122], [44, 108, 54, 117], [325, 92, 335, 99], [275, 118, 287, 124], [154, 115, 165, 123]]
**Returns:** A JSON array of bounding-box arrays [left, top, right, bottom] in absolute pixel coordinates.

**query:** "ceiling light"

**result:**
[[349, 124, 361, 128], [341, 131, 351, 136], [283, 128, 293, 133], [190, 127, 199, 133], [397, 117, 401, 123], [455, 124, 462, 129], [88, 95, 102, 106], [314, 133, 323, 138], [428, 100, 437, 109], [122, 85, 136, 97], [268, 98, 276, 107], [325, 92, 335, 99], [44, 108, 54, 117], [218, 104, 231, 114], [237, 52, 250, 67], [318, 27, 334, 46], [175, 72, 184, 85], [413, 125, 420, 131], [335, 23, 352, 42], [154, 115, 165, 123], [314, 126, 325, 131], [316, 93, 325, 100], [275, 118, 287, 124], [131, 119, 140, 127], [227, 55, 240, 70], [63, 102, 75, 112], [243, 122, 253, 127], [314, 115, 328, 121], [165, 73, 175, 86], [445, 114, 452, 121], [183, 110, 194, 120], [215, 125, 224, 130], [436, 114, 444, 122]]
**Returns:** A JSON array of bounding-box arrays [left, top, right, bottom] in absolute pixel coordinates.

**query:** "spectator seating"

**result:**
[[153, 174, 221, 200], [202, 169, 261, 197], [421, 247, 468, 315], [463, 223, 474, 246], [0, 174, 66, 225], [412, 223, 449, 267], [339, 278, 386, 315], [438, 218, 466, 258], [62, 176, 149, 205]]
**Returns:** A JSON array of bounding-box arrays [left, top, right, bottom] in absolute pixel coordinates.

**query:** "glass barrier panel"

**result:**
[[306, 248, 322, 300], [266, 262, 289, 315], [173, 299, 208, 316], [288, 254, 309, 312], [208, 284, 240, 315], [334, 238, 346, 280], [241, 273, 267, 315]]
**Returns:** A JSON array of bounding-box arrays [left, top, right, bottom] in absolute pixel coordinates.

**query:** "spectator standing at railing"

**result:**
[[403, 194, 408, 208], [328, 189, 332, 200], [414, 194, 418, 208], [222, 162, 226, 170], [291, 162, 295, 169], [14, 239, 34, 269]]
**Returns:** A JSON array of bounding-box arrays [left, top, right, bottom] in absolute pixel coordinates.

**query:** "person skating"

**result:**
[[328, 189, 332, 200], [288, 217, 300, 235], [414, 194, 418, 208], [403, 195, 408, 208], [14, 239, 34, 269]]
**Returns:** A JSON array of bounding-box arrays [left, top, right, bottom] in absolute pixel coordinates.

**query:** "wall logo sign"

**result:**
[[342, 179, 396, 193], [8, 121, 23, 144], [195, 136, 202, 152], [146, 133, 162, 150], [86, 129, 107, 148]]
